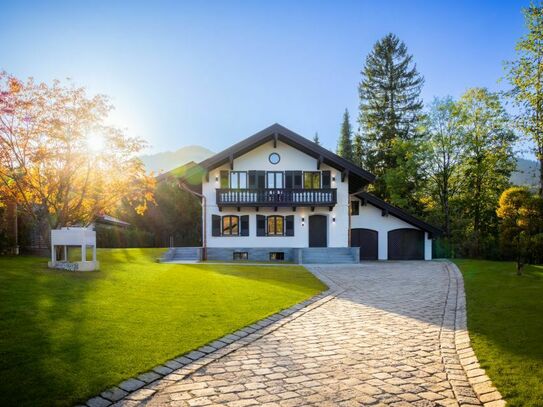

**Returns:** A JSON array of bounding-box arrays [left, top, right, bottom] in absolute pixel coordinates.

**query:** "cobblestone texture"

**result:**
[[91, 262, 504, 406]]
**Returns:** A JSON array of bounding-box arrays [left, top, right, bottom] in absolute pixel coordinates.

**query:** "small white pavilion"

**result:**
[[48, 227, 99, 271]]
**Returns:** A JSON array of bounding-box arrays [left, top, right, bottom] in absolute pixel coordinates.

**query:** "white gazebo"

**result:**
[[48, 227, 99, 271]]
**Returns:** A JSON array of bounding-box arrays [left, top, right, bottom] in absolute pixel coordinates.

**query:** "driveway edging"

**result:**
[[83, 280, 342, 407], [447, 261, 506, 407]]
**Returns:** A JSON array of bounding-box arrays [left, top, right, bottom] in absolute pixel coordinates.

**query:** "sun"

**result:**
[[86, 132, 106, 152]]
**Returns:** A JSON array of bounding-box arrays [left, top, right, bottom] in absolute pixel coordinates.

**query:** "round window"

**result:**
[[269, 152, 281, 165]]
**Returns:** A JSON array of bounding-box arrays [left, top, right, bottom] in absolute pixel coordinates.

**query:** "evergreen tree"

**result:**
[[505, 2, 543, 196], [313, 132, 320, 145], [352, 134, 364, 167], [357, 33, 425, 199], [337, 109, 353, 161]]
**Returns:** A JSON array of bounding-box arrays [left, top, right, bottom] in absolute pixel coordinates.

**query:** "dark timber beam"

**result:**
[[381, 209, 388, 217], [229, 155, 234, 170], [205, 171, 209, 182], [341, 169, 349, 182], [311, 206, 315, 212], [292, 207, 296, 212], [317, 155, 323, 170], [273, 133, 278, 148]]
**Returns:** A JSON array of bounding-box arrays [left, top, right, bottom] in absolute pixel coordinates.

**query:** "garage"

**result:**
[[388, 228, 425, 260], [351, 228, 378, 260]]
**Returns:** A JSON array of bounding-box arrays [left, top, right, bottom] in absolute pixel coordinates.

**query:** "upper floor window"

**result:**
[[269, 153, 280, 164], [230, 171, 247, 189], [267, 172, 284, 188], [304, 172, 321, 189], [351, 200, 360, 216], [222, 215, 239, 235]]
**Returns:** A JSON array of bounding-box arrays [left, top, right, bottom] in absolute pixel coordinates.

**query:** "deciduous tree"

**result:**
[[505, 2, 543, 196], [0, 72, 155, 244]]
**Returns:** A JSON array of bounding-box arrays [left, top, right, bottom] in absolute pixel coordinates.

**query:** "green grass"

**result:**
[[0, 249, 325, 406], [454, 259, 543, 407]]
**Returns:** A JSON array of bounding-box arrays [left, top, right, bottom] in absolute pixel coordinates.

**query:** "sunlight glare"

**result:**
[[86, 133, 106, 152]]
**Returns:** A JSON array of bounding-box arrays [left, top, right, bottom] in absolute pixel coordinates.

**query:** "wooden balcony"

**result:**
[[216, 188, 337, 209]]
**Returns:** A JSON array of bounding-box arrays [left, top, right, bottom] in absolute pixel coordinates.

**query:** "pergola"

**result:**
[[48, 227, 99, 271]]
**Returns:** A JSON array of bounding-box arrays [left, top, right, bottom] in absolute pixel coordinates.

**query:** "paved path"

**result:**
[[113, 262, 497, 407]]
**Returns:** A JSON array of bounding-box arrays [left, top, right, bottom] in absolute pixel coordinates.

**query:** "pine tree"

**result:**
[[352, 134, 363, 167], [337, 109, 353, 161], [313, 132, 320, 145], [358, 33, 424, 199]]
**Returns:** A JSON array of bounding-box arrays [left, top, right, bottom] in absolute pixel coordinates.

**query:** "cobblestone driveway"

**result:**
[[113, 262, 501, 407]]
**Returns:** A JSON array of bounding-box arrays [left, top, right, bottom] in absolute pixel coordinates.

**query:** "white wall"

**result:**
[[350, 200, 432, 260], [202, 140, 349, 248]]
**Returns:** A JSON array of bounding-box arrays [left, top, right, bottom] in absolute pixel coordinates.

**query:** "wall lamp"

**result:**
[[215, 176, 219, 182], [332, 216, 336, 223], [301, 217, 305, 226]]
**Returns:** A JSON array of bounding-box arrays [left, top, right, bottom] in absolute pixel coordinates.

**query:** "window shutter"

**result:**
[[286, 215, 294, 236], [220, 171, 229, 188], [240, 215, 249, 236], [248, 171, 257, 189], [257, 171, 266, 189], [322, 171, 331, 188], [285, 171, 293, 188], [256, 215, 266, 236], [212, 215, 221, 236], [293, 171, 303, 188]]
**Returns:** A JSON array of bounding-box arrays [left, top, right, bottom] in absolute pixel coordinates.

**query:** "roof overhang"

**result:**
[[181, 123, 376, 193], [354, 191, 443, 237]]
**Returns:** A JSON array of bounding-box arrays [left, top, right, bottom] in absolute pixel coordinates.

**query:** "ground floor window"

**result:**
[[233, 251, 248, 260], [267, 215, 284, 236], [269, 252, 285, 261], [222, 215, 239, 236]]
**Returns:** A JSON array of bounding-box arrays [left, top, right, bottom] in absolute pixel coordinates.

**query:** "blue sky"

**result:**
[[0, 0, 529, 154]]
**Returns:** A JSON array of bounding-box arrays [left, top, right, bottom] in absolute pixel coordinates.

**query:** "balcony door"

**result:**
[[267, 172, 284, 189], [308, 215, 327, 247]]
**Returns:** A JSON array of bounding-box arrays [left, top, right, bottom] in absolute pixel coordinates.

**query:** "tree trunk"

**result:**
[[539, 156, 543, 197]]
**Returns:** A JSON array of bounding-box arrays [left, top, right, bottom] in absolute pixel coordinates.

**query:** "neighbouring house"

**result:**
[[176, 124, 441, 263]]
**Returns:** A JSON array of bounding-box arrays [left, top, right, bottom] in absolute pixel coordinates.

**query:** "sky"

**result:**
[[0, 0, 530, 155]]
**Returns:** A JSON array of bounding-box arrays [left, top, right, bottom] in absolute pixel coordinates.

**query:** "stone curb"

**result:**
[[446, 262, 506, 407], [83, 273, 343, 407]]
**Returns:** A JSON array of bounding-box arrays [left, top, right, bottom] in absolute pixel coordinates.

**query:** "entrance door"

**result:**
[[308, 215, 327, 247], [351, 228, 378, 260]]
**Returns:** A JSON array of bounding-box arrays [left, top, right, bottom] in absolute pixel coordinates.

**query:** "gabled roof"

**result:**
[[181, 123, 376, 193], [156, 161, 198, 182], [354, 191, 443, 237]]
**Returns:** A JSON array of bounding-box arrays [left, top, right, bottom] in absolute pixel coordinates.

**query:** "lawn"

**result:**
[[454, 259, 543, 407], [0, 249, 325, 407]]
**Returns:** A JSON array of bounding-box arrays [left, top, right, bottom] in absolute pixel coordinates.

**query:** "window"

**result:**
[[248, 171, 266, 189], [285, 171, 303, 189], [269, 252, 285, 261], [269, 153, 281, 164], [229, 171, 247, 189], [233, 252, 248, 260], [267, 215, 284, 236], [267, 172, 284, 188], [351, 200, 360, 216], [222, 216, 239, 236], [304, 172, 321, 189]]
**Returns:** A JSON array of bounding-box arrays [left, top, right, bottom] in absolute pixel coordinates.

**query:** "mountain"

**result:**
[[140, 145, 214, 174], [511, 157, 540, 189]]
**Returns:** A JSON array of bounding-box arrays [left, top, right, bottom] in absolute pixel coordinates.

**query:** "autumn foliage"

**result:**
[[0, 72, 154, 241]]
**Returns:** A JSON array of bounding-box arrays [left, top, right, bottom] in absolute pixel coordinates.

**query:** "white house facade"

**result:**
[[177, 124, 441, 263]]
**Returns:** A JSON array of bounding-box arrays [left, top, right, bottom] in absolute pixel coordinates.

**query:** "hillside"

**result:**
[[140, 145, 214, 174], [512, 157, 540, 189]]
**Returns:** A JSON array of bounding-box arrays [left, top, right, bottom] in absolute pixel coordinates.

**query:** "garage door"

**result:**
[[388, 228, 424, 260], [351, 228, 378, 260]]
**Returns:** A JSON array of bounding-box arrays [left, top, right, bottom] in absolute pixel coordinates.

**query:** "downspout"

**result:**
[[179, 181, 207, 261]]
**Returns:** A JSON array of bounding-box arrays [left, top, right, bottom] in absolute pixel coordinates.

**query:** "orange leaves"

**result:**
[[0, 73, 155, 229]]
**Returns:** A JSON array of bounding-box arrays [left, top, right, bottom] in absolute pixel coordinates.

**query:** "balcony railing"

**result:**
[[216, 188, 337, 207]]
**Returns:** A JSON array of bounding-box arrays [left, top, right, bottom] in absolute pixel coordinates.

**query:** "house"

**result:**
[[178, 123, 441, 263]]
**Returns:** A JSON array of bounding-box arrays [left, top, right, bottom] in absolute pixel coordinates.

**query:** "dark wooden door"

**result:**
[[308, 215, 327, 247], [388, 228, 424, 260], [351, 228, 378, 260]]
